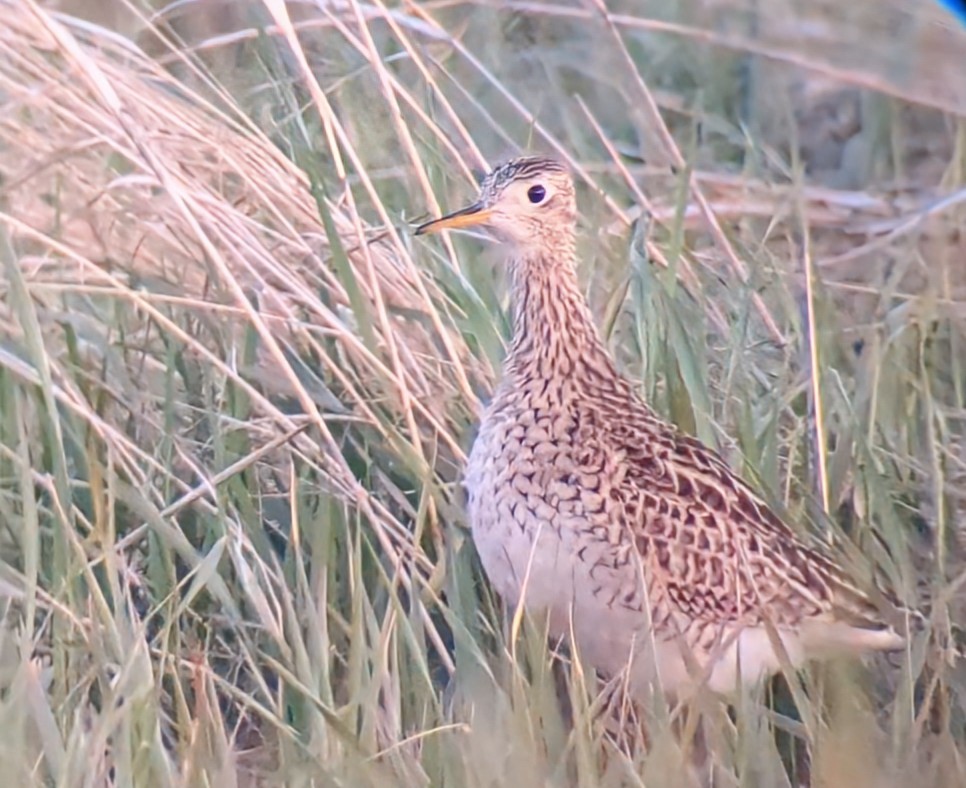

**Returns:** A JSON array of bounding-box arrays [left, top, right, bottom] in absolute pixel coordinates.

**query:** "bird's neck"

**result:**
[[504, 243, 618, 385]]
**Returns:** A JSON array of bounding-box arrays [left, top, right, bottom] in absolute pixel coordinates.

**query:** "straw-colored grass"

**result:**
[[1, 0, 964, 785]]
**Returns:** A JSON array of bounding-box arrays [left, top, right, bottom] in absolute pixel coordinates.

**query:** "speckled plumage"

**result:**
[[417, 156, 902, 696]]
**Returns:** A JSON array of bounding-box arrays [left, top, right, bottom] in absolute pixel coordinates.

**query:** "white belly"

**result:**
[[465, 424, 663, 685]]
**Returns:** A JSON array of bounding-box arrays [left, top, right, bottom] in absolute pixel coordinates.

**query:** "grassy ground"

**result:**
[[1, 0, 965, 785]]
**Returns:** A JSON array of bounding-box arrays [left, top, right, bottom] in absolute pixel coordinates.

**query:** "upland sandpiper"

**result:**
[[416, 155, 903, 698]]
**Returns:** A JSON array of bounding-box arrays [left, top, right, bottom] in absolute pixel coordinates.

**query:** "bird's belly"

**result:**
[[465, 432, 656, 680], [467, 467, 583, 634], [470, 504, 654, 679]]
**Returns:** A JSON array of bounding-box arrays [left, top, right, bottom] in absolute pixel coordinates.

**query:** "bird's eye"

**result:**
[[527, 184, 547, 204]]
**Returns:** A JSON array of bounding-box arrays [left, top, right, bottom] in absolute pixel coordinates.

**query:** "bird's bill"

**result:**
[[414, 202, 492, 235]]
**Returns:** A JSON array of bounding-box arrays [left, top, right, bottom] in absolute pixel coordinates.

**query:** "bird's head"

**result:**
[[415, 156, 577, 250]]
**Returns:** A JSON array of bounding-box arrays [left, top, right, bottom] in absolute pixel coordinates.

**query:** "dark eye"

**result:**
[[527, 184, 546, 204]]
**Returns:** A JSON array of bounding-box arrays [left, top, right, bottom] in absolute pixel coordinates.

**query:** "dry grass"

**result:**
[[1, 0, 965, 785]]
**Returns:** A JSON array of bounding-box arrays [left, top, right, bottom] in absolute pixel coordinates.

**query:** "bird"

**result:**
[[415, 155, 904, 700]]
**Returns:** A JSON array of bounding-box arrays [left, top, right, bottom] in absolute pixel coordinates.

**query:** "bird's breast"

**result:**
[[464, 395, 643, 626]]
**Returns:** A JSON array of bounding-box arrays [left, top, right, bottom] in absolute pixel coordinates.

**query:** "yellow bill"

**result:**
[[414, 202, 492, 235]]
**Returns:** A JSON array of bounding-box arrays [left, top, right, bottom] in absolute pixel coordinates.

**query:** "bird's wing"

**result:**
[[601, 401, 894, 635]]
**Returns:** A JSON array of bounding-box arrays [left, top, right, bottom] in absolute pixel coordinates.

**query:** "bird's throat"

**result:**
[[505, 247, 615, 384]]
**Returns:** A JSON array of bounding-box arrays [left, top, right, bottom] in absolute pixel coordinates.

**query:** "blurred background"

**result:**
[[1, 1, 965, 785]]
